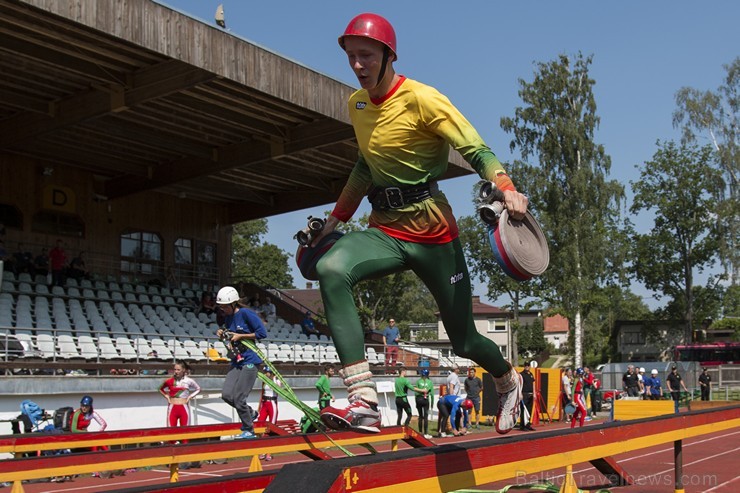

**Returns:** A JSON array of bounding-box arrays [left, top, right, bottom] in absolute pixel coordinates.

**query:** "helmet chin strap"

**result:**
[[374, 46, 391, 89]]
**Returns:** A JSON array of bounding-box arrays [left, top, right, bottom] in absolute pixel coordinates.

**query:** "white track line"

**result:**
[[704, 474, 740, 492]]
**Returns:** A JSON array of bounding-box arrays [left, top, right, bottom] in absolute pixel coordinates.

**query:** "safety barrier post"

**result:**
[[169, 463, 179, 483], [391, 439, 398, 452], [674, 439, 684, 493], [558, 464, 578, 493], [249, 455, 263, 472], [10, 480, 24, 493]]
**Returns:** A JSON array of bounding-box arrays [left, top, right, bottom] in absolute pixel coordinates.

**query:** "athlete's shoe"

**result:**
[[495, 370, 523, 434], [234, 431, 256, 439], [320, 397, 381, 433]]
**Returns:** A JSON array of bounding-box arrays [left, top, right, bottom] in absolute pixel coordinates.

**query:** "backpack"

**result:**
[[20, 400, 46, 430], [54, 407, 75, 431]]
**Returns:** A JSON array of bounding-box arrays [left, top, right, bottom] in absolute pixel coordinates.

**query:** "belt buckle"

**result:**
[[385, 187, 404, 209]]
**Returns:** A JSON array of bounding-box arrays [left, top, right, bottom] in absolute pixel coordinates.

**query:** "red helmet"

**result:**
[[339, 13, 397, 60], [463, 399, 474, 410]]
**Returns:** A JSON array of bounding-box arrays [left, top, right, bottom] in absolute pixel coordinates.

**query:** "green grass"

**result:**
[[540, 357, 558, 368]]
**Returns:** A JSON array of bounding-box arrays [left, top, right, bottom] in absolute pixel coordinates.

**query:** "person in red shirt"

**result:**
[[582, 366, 595, 419], [571, 368, 588, 428], [159, 360, 201, 429], [48, 239, 67, 286]]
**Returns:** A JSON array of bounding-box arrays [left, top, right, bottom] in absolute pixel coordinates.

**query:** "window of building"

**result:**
[[0, 204, 22, 231], [120, 231, 162, 277], [195, 240, 217, 279], [174, 238, 192, 265], [622, 331, 645, 345], [487, 319, 508, 332], [31, 210, 84, 237]]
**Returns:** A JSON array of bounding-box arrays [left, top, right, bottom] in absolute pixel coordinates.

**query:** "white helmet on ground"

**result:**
[[216, 286, 239, 305]]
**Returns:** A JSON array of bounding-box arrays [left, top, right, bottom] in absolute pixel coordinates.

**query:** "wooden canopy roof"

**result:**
[[0, 0, 472, 224]]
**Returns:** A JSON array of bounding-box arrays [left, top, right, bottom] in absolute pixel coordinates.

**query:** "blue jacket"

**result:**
[[441, 395, 469, 431], [223, 308, 267, 367]]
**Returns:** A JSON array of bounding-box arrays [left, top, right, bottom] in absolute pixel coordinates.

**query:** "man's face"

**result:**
[[468, 369, 475, 378], [343, 36, 387, 90], [218, 304, 235, 316], [328, 367, 335, 376], [389, 319, 395, 327]]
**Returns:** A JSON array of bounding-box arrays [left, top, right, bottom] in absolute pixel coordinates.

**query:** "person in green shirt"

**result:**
[[395, 367, 426, 426], [414, 368, 435, 438], [316, 365, 335, 409]]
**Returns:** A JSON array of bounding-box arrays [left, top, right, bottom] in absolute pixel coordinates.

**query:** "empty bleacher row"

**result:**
[[0, 271, 390, 367]]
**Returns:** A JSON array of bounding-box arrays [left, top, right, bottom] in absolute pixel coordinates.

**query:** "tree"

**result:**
[[231, 220, 294, 289], [577, 285, 652, 366], [630, 141, 723, 341], [499, 53, 625, 368], [517, 318, 547, 359], [673, 57, 739, 284]]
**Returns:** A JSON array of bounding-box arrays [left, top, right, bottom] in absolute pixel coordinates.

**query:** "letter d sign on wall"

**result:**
[[43, 185, 76, 213]]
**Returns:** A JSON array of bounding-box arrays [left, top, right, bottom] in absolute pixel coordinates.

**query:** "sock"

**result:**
[[343, 360, 377, 405], [493, 364, 519, 394]]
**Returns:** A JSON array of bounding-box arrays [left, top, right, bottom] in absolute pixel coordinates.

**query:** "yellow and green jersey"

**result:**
[[332, 76, 513, 244]]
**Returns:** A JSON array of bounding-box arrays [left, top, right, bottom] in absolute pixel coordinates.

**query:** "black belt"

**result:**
[[262, 396, 277, 401], [368, 181, 439, 210]]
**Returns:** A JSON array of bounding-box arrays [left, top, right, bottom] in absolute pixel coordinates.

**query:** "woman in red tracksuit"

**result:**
[[159, 360, 201, 429], [571, 368, 587, 428]]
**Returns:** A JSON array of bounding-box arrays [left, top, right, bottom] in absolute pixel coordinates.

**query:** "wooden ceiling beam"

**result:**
[[0, 61, 215, 147], [104, 120, 355, 200]]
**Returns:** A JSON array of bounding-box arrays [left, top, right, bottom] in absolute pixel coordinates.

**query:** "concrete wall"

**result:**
[[0, 374, 447, 442]]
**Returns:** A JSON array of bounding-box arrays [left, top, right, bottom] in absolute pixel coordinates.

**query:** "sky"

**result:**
[[159, 1, 739, 308]]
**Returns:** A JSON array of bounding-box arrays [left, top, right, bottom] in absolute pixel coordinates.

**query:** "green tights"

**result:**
[[316, 228, 509, 377]]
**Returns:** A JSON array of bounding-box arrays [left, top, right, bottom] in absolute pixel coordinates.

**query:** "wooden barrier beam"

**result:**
[[612, 399, 674, 420], [0, 426, 414, 483], [0, 420, 298, 454], [688, 400, 736, 411], [261, 406, 740, 493]]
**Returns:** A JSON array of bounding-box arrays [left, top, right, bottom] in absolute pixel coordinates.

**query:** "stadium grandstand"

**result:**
[[0, 0, 475, 432]]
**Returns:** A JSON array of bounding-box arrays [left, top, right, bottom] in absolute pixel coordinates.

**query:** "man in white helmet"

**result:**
[[215, 286, 267, 439]]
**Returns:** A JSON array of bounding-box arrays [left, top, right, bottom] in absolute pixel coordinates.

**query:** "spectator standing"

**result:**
[[437, 395, 473, 437], [637, 367, 646, 399], [648, 369, 663, 400], [215, 286, 268, 439], [13, 243, 33, 276], [414, 368, 434, 438], [48, 239, 66, 286], [519, 362, 536, 431], [622, 365, 640, 397], [382, 318, 400, 369], [561, 368, 573, 422], [301, 311, 321, 337], [158, 360, 201, 429], [582, 366, 595, 416], [68, 251, 89, 281], [464, 367, 483, 428], [257, 367, 281, 461], [666, 365, 689, 414], [394, 367, 426, 426], [33, 247, 49, 279], [316, 365, 335, 409], [446, 364, 461, 396], [698, 367, 711, 401]]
